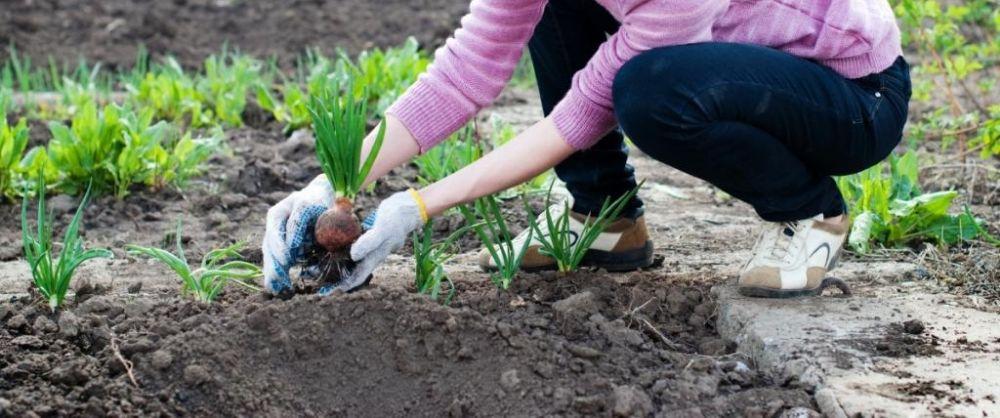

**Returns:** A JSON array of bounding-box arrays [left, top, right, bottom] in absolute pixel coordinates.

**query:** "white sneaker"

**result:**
[[738, 214, 850, 298]]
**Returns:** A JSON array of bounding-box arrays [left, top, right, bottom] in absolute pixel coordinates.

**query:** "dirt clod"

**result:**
[[902, 319, 925, 335], [613, 385, 654, 417]]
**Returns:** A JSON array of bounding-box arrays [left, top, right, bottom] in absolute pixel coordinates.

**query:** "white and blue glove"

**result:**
[[262, 175, 334, 295], [318, 189, 428, 295]]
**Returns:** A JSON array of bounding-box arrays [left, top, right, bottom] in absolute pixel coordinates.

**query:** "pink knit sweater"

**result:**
[[387, 0, 903, 151]]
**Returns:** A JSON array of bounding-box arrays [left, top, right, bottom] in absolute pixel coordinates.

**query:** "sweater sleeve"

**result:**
[[386, 0, 547, 152], [550, 0, 729, 149]]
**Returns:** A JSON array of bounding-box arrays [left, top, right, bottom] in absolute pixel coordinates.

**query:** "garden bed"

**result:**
[[1, 271, 816, 416]]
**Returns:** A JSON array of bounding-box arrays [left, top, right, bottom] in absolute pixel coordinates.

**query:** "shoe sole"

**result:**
[[481, 241, 655, 273], [737, 250, 842, 299]]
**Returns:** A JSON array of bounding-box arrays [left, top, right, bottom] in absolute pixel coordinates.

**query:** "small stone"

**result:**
[[553, 291, 598, 318], [612, 385, 653, 417], [902, 319, 925, 335], [127, 282, 143, 294], [500, 369, 520, 391], [12, 335, 44, 349], [566, 344, 603, 359], [0, 397, 11, 414], [57, 311, 80, 338], [32, 315, 58, 334], [149, 350, 174, 370], [183, 365, 211, 385], [0, 304, 11, 321]]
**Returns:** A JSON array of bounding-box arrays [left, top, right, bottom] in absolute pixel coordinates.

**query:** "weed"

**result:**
[[126, 223, 261, 303], [22, 177, 113, 311], [459, 195, 532, 290], [837, 150, 998, 253], [526, 181, 643, 274]]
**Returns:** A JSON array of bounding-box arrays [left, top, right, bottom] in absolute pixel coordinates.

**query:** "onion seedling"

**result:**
[[460, 195, 532, 290], [126, 223, 261, 303], [526, 181, 643, 274], [412, 221, 480, 304], [308, 81, 385, 253], [22, 177, 113, 312]]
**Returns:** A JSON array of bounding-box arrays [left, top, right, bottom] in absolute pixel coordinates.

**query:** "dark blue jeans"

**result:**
[[528, 0, 644, 219], [529, 0, 911, 222]]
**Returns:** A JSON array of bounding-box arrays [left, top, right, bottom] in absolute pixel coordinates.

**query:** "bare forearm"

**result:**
[[418, 117, 575, 217], [361, 114, 421, 185]]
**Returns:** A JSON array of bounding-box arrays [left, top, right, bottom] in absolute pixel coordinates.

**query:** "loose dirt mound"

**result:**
[[1, 273, 815, 416], [1, 0, 468, 70]]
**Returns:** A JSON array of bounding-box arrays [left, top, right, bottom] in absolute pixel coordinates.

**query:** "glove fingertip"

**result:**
[[349, 233, 377, 261]]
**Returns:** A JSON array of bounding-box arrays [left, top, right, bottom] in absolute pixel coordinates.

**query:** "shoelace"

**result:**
[[760, 221, 806, 264]]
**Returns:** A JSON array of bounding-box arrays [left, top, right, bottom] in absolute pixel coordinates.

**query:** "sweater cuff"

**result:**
[[385, 80, 474, 152], [550, 88, 618, 150]]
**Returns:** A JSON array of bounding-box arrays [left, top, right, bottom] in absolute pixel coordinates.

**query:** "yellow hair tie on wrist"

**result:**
[[407, 188, 429, 223]]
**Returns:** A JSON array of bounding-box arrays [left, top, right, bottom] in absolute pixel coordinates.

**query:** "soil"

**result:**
[[847, 321, 944, 358], [0, 0, 469, 70], [1, 273, 814, 417]]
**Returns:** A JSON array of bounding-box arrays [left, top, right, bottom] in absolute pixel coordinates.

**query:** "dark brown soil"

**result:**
[[1, 0, 469, 70], [1, 272, 814, 417], [848, 321, 944, 358]]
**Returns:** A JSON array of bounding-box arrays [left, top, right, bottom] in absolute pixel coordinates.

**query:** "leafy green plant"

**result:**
[[22, 177, 113, 311], [43, 100, 220, 197], [127, 52, 262, 128], [0, 112, 29, 199], [459, 195, 532, 290], [127, 58, 210, 128], [258, 39, 427, 133], [413, 125, 484, 185], [126, 224, 261, 303], [893, 0, 1000, 158], [46, 101, 127, 194], [147, 128, 223, 191], [308, 82, 385, 200], [526, 181, 643, 274], [198, 52, 263, 127], [339, 37, 429, 114], [837, 151, 998, 253]]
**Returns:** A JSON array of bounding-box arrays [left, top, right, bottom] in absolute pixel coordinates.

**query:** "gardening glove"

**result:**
[[262, 175, 333, 294], [319, 189, 428, 294]]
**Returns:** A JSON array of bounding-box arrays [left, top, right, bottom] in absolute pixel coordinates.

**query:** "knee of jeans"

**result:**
[[614, 51, 696, 149], [613, 52, 660, 146]]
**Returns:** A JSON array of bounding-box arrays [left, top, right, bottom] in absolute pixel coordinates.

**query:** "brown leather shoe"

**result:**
[[478, 205, 654, 272]]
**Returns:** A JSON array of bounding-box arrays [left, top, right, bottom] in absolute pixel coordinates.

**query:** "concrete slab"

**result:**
[[713, 272, 1000, 417]]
